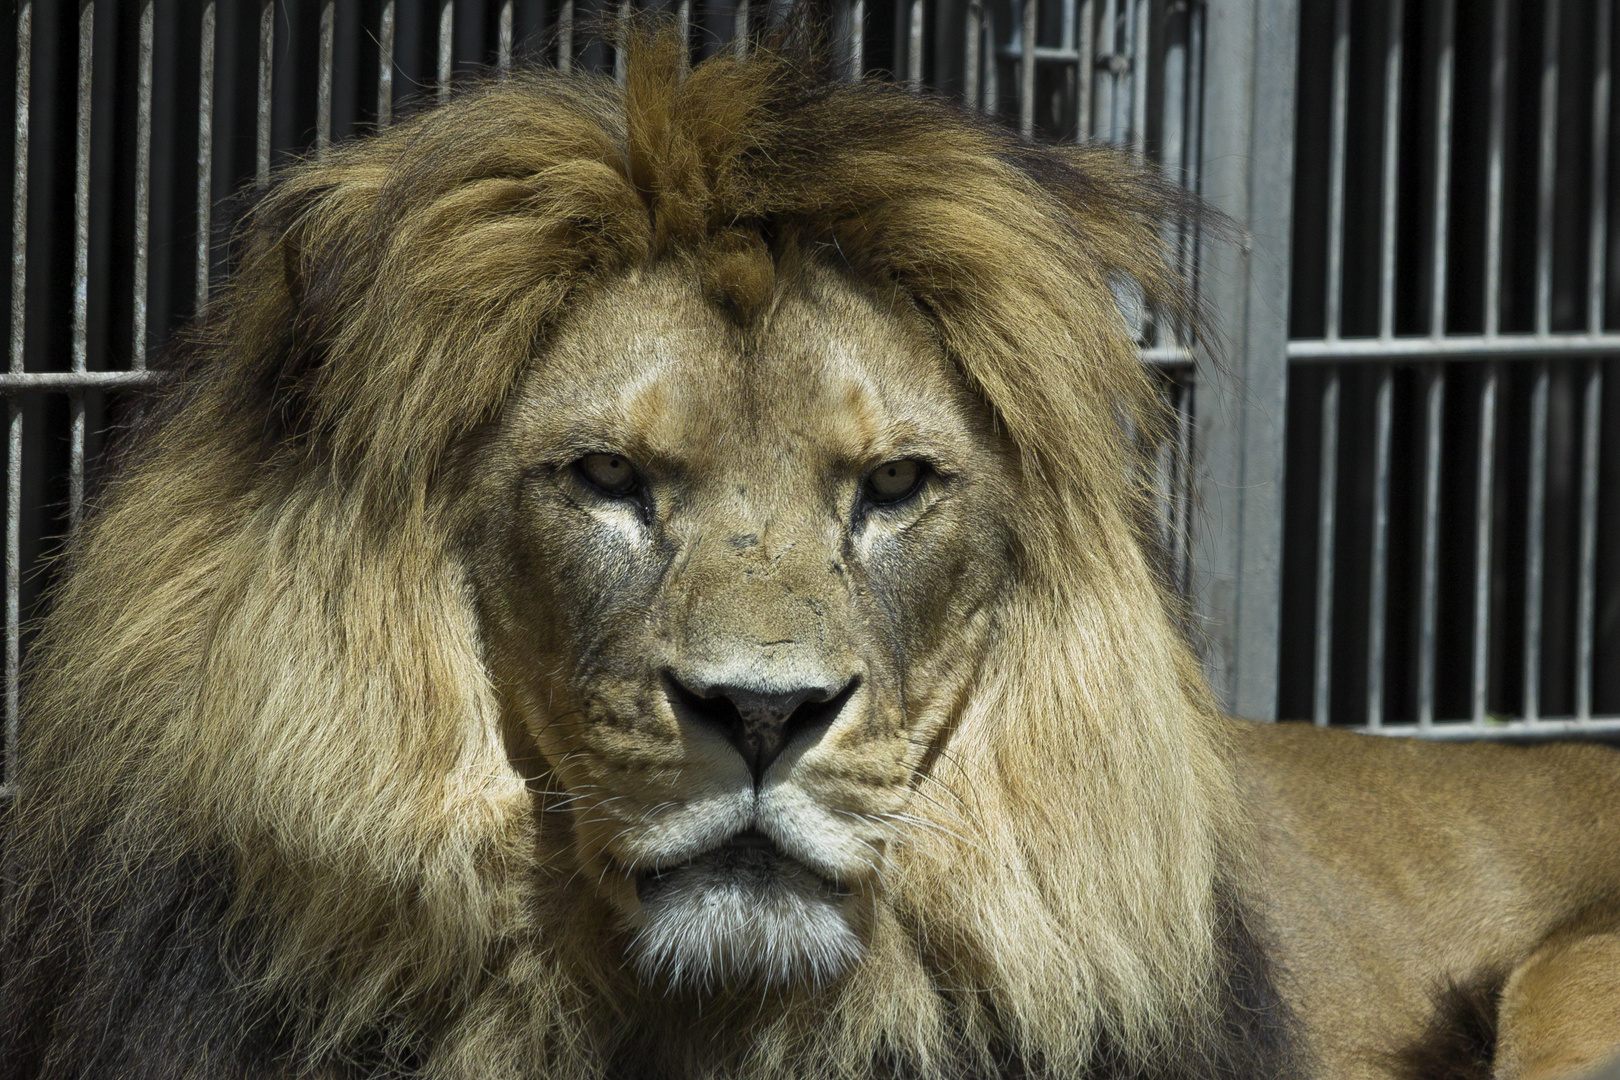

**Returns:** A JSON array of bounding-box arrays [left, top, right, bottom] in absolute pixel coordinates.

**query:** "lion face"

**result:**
[[465, 258, 1018, 990]]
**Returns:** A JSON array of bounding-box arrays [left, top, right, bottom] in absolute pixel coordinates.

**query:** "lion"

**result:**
[[4, 24, 1620, 1080]]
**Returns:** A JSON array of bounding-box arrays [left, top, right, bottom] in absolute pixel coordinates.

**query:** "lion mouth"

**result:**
[[627, 827, 863, 989], [635, 828, 848, 900]]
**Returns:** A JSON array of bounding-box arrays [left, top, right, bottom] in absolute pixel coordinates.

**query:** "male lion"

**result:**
[[4, 27, 1620, 1080]]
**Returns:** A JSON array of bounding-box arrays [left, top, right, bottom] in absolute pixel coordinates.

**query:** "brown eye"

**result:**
[[578, 453, 639, 497], [865, 459, 924, 504]]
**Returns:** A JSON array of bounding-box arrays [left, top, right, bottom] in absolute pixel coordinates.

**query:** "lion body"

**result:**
[[2, 29, 1618, 1080]]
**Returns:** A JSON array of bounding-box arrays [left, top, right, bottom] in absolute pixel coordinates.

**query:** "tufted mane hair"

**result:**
[[2, 22, 1270, 1080]]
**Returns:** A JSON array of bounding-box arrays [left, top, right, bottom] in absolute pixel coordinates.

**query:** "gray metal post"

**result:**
[[1191, 0, 1299, 720]]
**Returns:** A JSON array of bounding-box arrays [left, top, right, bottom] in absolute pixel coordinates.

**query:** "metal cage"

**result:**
[[0, 0, 1616, 804]]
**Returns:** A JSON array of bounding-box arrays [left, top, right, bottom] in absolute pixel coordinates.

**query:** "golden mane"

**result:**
[[3, 26, 1247, 1079]]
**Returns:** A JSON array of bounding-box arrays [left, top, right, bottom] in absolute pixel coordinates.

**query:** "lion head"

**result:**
[[4, 26, 1254, 1080]]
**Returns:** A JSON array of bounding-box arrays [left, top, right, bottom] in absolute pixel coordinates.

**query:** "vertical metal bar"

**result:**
[[1109, 0, 1128, 142], [1535, 0, 1560, 337], [1366, 368, 1394, 727], [256, 2, 271, 186], [1096, 0, 1116, 141], [1325, 0, 1349, 341], [965, 1, 982, 108], [1076, 0, 1094, 141], [1472, 368, 1499, 723], [1020, 0, 1036, 140], [6, 0, 29, 794], [1575, 364, 1603, 720], [1160, 0, 1186, 172], [1429, 0, 1454, 338], [318, 1, 334, 156], [1172, 375, 1192, 596], [1378, 0, 1403, 340], [559, 0, 574, 73], [734, 0, 750, 55], [848, 0, 865, 80], [70, 1, 92, 534], [616, 0, 632, 85], [677, 0, 691, 74], [1416, 367, 1445, 728], [134, 1, 153, 369], [908, 0, 924, 90], [1484, 0, 1507, 337], [1313, 371, 1341, 727], [196, 2, 216, 312], [1591, 0, 1611, 334], [438, 1, 454, 103], [1192, 0, 1298, 720], [378, 2, 396, 125], [1129, 0, 1147, 157], [982, 6, 997, 112], [498, 0, 514, 73], [1524, 363, 1549, 720]]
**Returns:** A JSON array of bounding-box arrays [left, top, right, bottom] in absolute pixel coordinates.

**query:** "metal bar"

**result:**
[[734, 0, 750, 55], [847, 0, 864, 80], [1366, 368, 1394, 727], [908, 0, 924, 90], [498, 0, 514, 73], [559, 0, 574, 72], [256, 1, 271, 186], [1129, 0, 1147, 156], [1160, 0, 1186, 173], [1076, 0, 1093, 141], [983, 5, 997, 113], [616, 0, 631, 84], [196, 2, 216, 312], [1173, 375, 1193, 596], [1313, 371, 1341, 727], [379, 2, 396, 125], [965, 1, 981, 108], [1378, 0, 1404, 340], [10, 0, 27, 384], [1020, 0, 1036, 140], [1429, 0, 1454, 338], [1575, 363, 1602, 720], [1192, 0, 1298, 720], [438, 1, 454, 103], [134, 1, 153, 370], [1471, 367, 1499, 722], [1109, 0, 1127, 140], [1535, 0, 1560, 336], [71, 1, 92, 534], [1416, 367, 1445, 729], [318, 1, 334, 156], [1325, 0, 1349, 341], [5, 0, 28, 796], [1096, 0, 1115, 140], [1524, 363, 1549, 720], [1290, 333, 1620, 360], [1484, 0, 1507, 337], [1592, 0, 1612, 334], [677, 0, 691, 74], [1367, 717, 1620, 740], [0, 371, 167, 391]]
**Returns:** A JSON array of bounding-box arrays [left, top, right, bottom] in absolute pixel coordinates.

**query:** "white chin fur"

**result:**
[[630, 849, 863, 991]]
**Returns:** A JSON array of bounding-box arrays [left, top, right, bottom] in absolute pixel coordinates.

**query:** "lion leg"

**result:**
[[1492, 932, 1620, 1080]]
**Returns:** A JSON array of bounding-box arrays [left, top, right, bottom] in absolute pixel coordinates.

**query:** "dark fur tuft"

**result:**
[[1388, 973, 1504, 1080]]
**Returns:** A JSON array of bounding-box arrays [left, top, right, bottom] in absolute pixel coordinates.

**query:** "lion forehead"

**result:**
[[510, 263, 983, 474]]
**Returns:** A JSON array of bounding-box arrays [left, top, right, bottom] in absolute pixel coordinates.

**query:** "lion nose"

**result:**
[[664, 673, 859, 782]]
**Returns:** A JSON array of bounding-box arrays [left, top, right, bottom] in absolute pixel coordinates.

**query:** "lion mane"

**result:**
[[2, 27, 1293, 1080]]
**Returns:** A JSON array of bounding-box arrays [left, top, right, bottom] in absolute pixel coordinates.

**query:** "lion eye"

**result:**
[[578, 453, 640, 497], [865, 459, 925, 504]]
